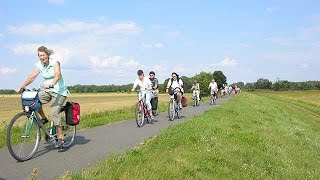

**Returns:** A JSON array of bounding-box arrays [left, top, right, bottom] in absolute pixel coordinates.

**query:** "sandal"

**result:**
[[55, 138, 65, 148]]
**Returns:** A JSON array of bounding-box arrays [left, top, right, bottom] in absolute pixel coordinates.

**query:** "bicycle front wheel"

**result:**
[[7, 112, 40, 162], [168, 100, 175, 121], [135, 101, 145, 127]]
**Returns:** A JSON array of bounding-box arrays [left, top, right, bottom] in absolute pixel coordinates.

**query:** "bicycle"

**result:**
[[210, 90, 218, 105], [135, 90, 153, 127], [6, 89, 76, 162], [168, 87, 182, 121], [151, 89, 159, 116], [193, 89, 200, 107]]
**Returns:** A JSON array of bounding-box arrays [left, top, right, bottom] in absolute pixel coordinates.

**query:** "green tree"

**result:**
[[235, 82, 245, 88], [212, 71, 227, 89], [180, 76, 193, 93], [254, 78, 272, 89], [245, 83, 255, 91], [193, 71, 213, 96]]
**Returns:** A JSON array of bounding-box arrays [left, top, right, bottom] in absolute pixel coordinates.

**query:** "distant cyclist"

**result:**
[[149, 71, 159, 98], [149, 71, 159, 115], [191, 80, 200, 101], [131, 70, 154, 120], [166, 72, 184, 108], [208, 79, 218, 104], [16, 46, 69, 148]]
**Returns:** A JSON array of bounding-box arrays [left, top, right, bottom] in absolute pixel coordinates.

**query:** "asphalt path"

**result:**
[[0, 96, 233, 180]]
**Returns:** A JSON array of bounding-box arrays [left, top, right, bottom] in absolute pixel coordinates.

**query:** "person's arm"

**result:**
[[43, 61, 62, 89], [198, 83, 200, 91], [179, 79, 184, 88], [131, 79, 139, 92], [146, 79, 152, 90], [16, 68, 40, 93], [166, 79, 171, 92], [208, 83, 211, 89], [154, 79, 158, 89]]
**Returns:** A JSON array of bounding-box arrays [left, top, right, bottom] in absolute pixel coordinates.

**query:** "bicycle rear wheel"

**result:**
[[7, 112, 40, 162], [60, 112, 76, 148], [135, 101, 145, 127], [168, 100, 175, 121]]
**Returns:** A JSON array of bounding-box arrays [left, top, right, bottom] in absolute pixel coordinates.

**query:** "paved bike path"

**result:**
[[0, 96, 232, 180]]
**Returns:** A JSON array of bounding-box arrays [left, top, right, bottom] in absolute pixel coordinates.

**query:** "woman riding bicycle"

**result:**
[[191, 80, 200, 102], [16, 46, 69, 148], [166, 72, 184, 108], [208, 79, 218, 104], [131, 70, 155, 120]]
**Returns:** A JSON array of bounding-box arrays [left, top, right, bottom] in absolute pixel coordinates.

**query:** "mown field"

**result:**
[[67, 91, 320, 179], [0, 93, 180, 126]]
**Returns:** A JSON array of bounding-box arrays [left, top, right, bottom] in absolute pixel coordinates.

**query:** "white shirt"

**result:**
[[167, 79, 183, 88], [209, 82, 218, 93], [133, 78, 152, 91]]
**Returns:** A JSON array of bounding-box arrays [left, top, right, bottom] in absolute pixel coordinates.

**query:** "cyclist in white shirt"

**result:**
[[131, 70, 154, 119], [208, 79, 218, 101], [166, 72, 184, 108], [191, 80, 200, 101]]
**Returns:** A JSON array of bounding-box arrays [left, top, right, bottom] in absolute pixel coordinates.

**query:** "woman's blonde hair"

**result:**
[[37, 46, 54, 56]]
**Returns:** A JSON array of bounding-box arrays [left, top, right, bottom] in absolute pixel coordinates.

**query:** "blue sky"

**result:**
[[0, 0, 319, 89]]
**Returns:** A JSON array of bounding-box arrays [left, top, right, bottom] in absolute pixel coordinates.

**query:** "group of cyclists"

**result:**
[[16, 45, 225, 148]]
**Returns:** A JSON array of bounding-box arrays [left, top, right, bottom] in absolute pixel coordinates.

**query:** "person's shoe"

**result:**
[[55, 138, 64, 148], [41, 118, 49, 125]]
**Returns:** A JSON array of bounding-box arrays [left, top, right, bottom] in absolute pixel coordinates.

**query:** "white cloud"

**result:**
[[89, 55, 142, 72], [0, 33, 3, 38], [266, 6, 280, 13], [12, 43, 41, 55], [154, 43, 163, 48], [221, 57, 238, 67], [209, 57, 238, 68], [8, 20, 141, 36], [48, 0, 64, 5], [141, 42, 164, 48], [265, 25, 320, 46], [300, 63, 309, 69], [0, 67, 17, 75]]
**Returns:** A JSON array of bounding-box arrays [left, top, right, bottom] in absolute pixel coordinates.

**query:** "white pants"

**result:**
[[140, 90, 153, 110]]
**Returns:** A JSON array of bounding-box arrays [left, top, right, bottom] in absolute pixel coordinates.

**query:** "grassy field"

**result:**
[[67, 91, 320, 179], [252, 90, 320, 106], [0, 93, 176, 127]]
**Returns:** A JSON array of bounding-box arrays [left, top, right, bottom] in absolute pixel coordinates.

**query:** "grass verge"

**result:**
[[68, 92, 320, 179]]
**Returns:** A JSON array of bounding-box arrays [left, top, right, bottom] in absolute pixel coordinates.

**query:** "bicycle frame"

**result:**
[[22, 111, 58, 143]]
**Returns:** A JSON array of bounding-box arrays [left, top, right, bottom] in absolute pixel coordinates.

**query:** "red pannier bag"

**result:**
[[64, 102, 80, 126], [182, 96, 188, 107]]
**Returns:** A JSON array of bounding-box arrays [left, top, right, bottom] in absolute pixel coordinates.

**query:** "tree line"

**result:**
[[2, 75, 318, 94], [0, 71, 227, 96], [235, 78, 320, 91]]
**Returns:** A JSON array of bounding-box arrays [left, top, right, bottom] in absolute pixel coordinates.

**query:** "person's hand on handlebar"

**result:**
[[15, 87, 24, 93]]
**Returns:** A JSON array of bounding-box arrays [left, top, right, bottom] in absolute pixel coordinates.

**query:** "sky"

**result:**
[[0, 0, 319, 89]]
